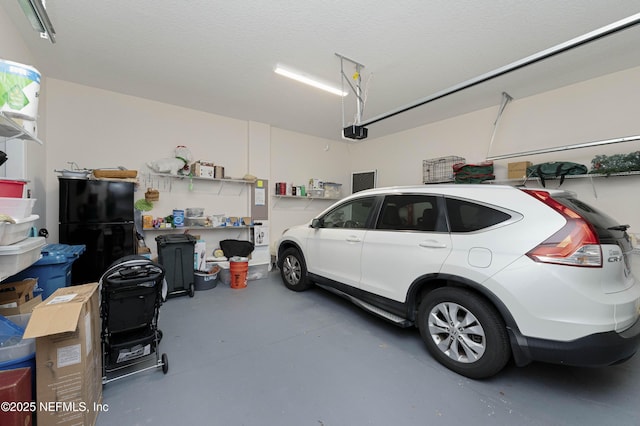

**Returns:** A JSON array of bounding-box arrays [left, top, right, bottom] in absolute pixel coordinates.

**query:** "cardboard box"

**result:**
[[190, 161, 215, 178], [0, 278, 35, 303], [0, 294, 42, 316], [508, 161, 533, 179], [23, 283, 102, 426], [142, 215, 153, 229], [0, 278, 41, 315]]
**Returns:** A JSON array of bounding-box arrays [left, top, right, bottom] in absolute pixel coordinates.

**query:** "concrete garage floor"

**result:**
[[97, 272, 640, 426]]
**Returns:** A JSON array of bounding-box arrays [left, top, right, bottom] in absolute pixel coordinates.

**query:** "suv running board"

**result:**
[[316, 284, 413, 328]]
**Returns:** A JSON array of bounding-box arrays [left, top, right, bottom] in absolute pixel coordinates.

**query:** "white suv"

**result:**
[[276, 185, 640, 378]]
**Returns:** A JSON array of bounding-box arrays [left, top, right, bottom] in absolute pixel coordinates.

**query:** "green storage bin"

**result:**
[[155, 234, 196, 298]]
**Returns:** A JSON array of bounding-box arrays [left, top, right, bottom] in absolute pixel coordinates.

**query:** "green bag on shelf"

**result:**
[[526, 161, 588, 187]]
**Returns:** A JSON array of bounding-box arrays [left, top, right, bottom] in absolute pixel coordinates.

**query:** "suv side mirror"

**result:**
[[311, 218, 323, 228]]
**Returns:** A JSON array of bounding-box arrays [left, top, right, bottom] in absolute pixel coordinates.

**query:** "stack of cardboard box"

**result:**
[[0, 278, 41, 316]]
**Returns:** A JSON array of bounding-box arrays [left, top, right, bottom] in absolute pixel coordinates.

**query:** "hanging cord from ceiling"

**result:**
[[337, 53, 366, 134], [354, 73, 373, 125], [486, 92, 513, 160]]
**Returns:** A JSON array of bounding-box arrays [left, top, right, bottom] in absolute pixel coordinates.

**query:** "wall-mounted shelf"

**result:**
[[273, 195, 340, 200], [0, 112, 43, 145], [143, 225, 254, 231], [488, 170, 640, 185], [272, 194, 340, 209], [141, 172, 253, 195], [151, 173, 252, 184]]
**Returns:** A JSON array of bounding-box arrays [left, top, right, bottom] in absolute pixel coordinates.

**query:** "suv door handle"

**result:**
[[346, 236, 362, 242], [419, 240, 447, 248]]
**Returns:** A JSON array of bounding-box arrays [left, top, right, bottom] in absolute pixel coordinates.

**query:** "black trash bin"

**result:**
[[155, 234, 197, 298]]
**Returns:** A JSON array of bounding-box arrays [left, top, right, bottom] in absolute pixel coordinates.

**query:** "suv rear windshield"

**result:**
[[553, 196, 631, 248]]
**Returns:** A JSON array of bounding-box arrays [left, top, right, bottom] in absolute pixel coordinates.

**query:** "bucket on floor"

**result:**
[[229, 257, 248, 289], [0, 59, 41, 121], [194, 270, 218, 291]]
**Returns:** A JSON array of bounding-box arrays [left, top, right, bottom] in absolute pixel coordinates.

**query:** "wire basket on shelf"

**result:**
[[423, 156, 465, 183]]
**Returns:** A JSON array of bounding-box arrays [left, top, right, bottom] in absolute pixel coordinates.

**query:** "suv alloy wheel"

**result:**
[[418, 287, 510, 379]]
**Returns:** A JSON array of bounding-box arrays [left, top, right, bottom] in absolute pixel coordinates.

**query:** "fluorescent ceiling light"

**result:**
[[17, 0, 56, 43], [275, 65, 347, 97]]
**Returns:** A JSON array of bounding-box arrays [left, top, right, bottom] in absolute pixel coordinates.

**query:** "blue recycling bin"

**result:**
[[7, 244, 86, 300]]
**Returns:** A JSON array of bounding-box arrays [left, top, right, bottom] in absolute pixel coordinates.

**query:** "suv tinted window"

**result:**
[[376, 194, 446, 231], [321, 197, 376, 229], [446, 198, 511, 232], [554, 196, 630, 247]]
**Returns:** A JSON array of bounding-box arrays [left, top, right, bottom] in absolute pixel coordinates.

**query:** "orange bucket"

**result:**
[[230, 260, 249, 289]]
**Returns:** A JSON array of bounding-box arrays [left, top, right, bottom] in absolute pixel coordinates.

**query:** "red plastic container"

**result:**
[[0, 367, 32, 426], [0, 180, 25, 198]]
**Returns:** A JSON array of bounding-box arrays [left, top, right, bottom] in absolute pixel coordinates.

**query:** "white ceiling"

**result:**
[[2, 1, 640, 141]]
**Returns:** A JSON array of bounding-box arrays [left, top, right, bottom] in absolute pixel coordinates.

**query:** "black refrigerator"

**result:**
[[59, 177, 136, 284]]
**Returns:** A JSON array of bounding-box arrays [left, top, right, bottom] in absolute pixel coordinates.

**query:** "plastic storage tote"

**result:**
[[0, 179, 26, 198], [6, 244, 86, 300], [0, 197, 36, 220], [0, 313, 35, 399], [0, 214, 39, 246], [0, 237, 45, 282], [155, 234, 196, 298]]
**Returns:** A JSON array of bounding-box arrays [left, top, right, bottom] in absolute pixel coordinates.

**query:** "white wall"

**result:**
[[42, 79, 346, 259], [349, 66, 640, 232], [44, 79, 252, 256], [269, 128, 351, 251]]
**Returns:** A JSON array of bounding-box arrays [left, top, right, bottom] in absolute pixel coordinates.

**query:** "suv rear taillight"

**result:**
[[523, 189, 602, 267]]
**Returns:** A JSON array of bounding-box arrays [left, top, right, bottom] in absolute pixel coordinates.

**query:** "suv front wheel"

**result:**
[[417, 287, 510, 379], [280, 248, 313, 292]]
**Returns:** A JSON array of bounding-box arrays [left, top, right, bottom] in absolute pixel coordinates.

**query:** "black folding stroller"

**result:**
[[100, 255, 169, 384]]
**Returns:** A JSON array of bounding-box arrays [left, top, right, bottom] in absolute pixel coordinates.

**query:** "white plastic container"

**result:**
[[0, 237, 45, 282], [209, 261, 230, 286], [0, 214, 38, 245], [0, 59, 41, 121], [247, 262, 269, 281], [323, 182, 342, 199], [0, 197, 36, 220]]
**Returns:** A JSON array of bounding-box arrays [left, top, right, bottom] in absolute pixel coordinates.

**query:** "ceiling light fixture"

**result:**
[[274, 65, 347, 97], [17, 0, 56, 43]]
